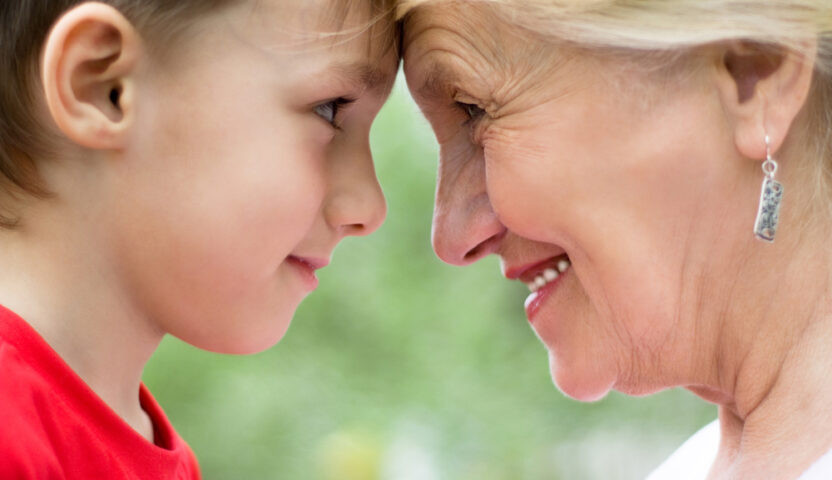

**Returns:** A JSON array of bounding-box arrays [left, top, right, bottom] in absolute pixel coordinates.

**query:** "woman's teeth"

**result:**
[[527, 259, 571, 293]]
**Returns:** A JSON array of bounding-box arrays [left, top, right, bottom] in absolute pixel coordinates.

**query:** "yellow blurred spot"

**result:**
[[316, 429, 382, 480]]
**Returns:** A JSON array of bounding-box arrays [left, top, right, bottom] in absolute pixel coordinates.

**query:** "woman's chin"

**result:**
[[550, 354, 615, 402]]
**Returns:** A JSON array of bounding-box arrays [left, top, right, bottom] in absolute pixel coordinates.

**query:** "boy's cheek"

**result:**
[[109, 137, 327, 316]]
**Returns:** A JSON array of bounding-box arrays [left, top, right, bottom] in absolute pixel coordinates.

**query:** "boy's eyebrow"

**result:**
[[330, 60, 396, 94]]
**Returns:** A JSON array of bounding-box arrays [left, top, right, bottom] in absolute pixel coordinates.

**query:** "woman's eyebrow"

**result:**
[[415, 62, 459, 100]]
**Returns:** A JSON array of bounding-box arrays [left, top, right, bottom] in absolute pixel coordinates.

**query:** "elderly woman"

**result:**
[[398, 0, 832, 478]]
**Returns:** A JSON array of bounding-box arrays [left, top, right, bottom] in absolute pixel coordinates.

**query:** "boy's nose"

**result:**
[[324, 150, 387, 237], [431, 150, 506, 266]]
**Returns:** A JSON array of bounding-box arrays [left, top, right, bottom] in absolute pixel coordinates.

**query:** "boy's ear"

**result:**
[[41, 2, 142, 150], [714, 40, 817, 161]]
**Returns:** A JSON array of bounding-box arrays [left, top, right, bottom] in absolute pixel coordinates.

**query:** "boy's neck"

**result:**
[[0, 206, 162, 442]]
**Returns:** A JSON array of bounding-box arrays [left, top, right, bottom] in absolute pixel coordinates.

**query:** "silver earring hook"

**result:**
[[762, 134, 778, 178]]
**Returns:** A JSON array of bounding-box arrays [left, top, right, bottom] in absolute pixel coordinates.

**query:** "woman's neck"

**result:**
[[710, 317, 832, 479], [703, 219, 832, 479]]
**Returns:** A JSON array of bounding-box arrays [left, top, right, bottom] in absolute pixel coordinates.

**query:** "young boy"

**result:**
[[0, 0, 398, 477]]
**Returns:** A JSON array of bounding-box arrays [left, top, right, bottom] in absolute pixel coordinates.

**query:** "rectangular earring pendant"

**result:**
[[754, 177, 784, 242]]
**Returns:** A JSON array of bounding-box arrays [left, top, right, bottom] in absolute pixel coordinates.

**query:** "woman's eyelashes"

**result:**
[[456, 101, 485, 125], [314, 97, 355, 129]]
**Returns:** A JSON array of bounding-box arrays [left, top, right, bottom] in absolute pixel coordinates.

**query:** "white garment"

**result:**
[[647, 420, 832, 480], [646, 421, 719, 480]]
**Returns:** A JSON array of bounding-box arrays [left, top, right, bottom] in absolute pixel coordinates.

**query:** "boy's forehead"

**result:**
[[241, 0, 398, 63], [246, 0, 392, 38], [218, 0, 398, 95]]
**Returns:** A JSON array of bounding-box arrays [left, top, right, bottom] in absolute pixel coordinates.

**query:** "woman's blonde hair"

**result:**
[[398, 0, 832, 213]]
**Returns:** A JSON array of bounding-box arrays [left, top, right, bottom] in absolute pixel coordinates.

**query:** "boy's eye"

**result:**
[[314, 98, 354, 129]]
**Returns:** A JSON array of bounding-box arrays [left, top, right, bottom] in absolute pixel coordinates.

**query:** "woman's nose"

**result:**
[[324, 148, 387, 237], [431, 151, 506, 266]]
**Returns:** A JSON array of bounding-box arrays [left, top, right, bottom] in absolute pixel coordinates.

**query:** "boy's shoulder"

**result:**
[[0, 338, 68, 477], [0, 335, 135, 479], [0, 307, 201, 480]]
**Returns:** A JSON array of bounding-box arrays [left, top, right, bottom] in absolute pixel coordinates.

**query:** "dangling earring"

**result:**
[[753, 134, 783, 242]]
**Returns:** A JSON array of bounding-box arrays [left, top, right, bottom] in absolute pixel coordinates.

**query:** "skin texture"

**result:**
[[0, 1, 396, 442], [403, 4, 832, 479]]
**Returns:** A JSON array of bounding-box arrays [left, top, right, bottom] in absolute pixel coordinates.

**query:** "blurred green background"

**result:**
[[143, 77, 716, 480]]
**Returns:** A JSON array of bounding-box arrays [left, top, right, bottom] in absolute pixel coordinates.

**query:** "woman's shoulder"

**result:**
[[801, 447, 832, 479], [647, 420, 832, 480], [646, 420, 720, 480]]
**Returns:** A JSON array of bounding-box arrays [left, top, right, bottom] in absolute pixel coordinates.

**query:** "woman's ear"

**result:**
[[41, 2, 142, 151], [714, 40, 817, 161]]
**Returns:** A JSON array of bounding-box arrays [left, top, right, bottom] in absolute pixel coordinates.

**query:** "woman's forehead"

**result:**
[[404, 6, 498, 69], [404, 3, 498, 44], [403, 3, 550, 67], [402, 5, 565, 90]]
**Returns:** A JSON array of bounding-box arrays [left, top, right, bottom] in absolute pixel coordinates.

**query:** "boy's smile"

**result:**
[[110, 0, 398, 354], [285, 255, 329, 291]]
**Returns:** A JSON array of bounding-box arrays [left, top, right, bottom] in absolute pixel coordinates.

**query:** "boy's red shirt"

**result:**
[[0, 304, 201, 479]]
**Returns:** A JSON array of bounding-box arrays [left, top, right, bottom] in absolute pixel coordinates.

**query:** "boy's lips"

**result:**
[[286, 255, 329, 290]]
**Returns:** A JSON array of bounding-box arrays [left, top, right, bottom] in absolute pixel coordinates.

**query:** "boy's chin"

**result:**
[[227, 331, 289, 355], [193, 332, 288, 355], [179, 312, 294, 355]]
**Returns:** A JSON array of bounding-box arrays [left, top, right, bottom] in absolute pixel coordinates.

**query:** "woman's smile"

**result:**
[[523, 257, 572, 323], [504, 253, 572, 322]]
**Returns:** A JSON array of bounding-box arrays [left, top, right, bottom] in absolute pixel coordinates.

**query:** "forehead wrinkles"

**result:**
[[404, 5, 568, 108], [405, 7, 513, 97]]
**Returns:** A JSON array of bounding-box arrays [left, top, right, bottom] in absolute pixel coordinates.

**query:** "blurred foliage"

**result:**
[[143, 78, 716, 480]]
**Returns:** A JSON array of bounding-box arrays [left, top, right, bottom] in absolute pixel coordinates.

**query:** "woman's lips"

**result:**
[[285, 256, 326, 291], [523, 258, 571, 322]]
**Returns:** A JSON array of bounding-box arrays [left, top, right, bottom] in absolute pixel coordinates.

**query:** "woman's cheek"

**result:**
[[483, 126, 561, 239]]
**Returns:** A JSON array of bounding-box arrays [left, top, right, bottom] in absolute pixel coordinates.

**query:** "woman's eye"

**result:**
[[314, 98, 354, 129], [456, 101, 485, 123]]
